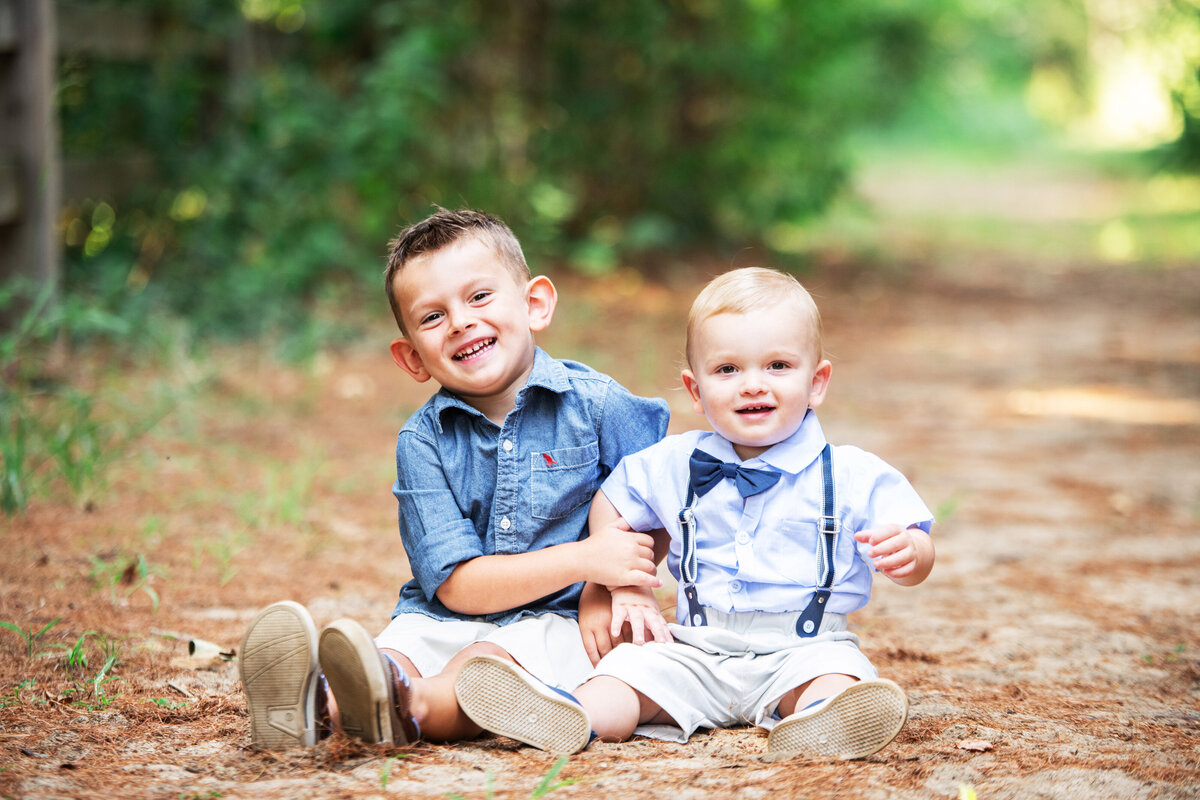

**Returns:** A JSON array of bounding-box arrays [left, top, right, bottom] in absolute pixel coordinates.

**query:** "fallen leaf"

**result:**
[[956, 738, 994, 752]]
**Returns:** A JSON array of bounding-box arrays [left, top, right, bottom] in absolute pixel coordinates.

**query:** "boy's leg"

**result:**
[[318, 617, 509, 744], [239, 601, 324, 749]]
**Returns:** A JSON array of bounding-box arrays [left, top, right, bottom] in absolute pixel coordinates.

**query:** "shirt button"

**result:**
[[736, 532, 750, 545], [729, 580, 743, 593], [503, 440, 514, 452], [500, 517, 511, 530]]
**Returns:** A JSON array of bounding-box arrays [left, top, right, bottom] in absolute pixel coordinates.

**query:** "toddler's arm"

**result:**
[[854, 523, 935, 586]]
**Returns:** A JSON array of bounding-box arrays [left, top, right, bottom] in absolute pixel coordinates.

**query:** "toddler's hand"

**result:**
[[610, 586, 673, 646], [855, 523, 921, 580]]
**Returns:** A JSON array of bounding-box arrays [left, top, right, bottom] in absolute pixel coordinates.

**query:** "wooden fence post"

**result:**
[[0, 0, 61, 329]]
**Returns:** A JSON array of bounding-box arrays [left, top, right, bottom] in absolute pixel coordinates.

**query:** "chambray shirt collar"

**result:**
[[695, 408, 828, 477], [428, 347, 568, 433]]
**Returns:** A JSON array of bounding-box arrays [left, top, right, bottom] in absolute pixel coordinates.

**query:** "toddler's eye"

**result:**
[[769, 361, 790, 371], [470, 290, 492, 303], [716, 365, 738, 375]]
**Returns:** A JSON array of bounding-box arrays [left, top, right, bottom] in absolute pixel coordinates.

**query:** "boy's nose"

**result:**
[[446, 308, 476, 334]]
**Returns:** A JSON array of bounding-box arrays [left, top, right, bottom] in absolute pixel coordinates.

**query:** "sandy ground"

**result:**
[[1, 236, 1198, 799]]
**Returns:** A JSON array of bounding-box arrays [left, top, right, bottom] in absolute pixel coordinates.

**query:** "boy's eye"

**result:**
[[768, 361, 790, 371], [419, 311, 443, 326], [470, 290, 492, 303], [716, 365, 738, 375]]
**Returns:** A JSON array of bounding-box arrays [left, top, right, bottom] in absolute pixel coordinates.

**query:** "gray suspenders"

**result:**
[[676, 443, 837, 638]]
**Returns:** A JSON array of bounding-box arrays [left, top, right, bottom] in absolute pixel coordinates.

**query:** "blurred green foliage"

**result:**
[[54, 0, 1196, 339], [55, 0, 943, 336]]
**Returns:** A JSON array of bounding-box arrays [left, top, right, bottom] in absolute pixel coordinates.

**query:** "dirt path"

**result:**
[[1, 251, 1198, 799]]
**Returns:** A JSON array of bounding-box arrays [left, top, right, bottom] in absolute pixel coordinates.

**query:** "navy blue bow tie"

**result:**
[[689, 449, 781, 498]]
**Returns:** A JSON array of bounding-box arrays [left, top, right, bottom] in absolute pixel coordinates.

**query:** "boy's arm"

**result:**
[[435, 507, 661, 616], [853, 524, 935, 586]]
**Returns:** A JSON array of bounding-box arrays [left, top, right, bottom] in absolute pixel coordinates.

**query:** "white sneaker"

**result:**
[[767, 679, 908, 760], [455, 655, 592, 755], [239, 601, 322, 749]]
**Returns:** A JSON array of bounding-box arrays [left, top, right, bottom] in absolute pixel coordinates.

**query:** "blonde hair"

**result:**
[[686, 267, 823, 366]]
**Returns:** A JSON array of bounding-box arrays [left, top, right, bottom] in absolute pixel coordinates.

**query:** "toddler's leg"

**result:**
[[573, 675, 672, 741]]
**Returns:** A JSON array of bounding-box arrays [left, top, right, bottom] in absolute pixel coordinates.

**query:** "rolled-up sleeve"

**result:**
[[394, 430, 485, 601]]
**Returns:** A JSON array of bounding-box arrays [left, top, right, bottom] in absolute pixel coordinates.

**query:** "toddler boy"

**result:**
[[238, 208, 668, 749], [454, 266, 934, 758]]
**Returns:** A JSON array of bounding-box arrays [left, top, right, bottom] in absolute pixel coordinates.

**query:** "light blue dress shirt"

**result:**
[[390, 347, 670, 625], [600, 410, 933, 619]]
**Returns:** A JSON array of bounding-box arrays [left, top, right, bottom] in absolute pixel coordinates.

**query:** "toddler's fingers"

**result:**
[[610, 607, 630, 639], [648, 614, 673, 644]]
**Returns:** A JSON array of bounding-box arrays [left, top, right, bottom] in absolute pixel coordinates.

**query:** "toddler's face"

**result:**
[[390, 237, 545, 409], [682, 305, 830, 461]]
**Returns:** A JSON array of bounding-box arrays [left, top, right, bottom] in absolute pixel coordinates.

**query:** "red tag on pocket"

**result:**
[[542, 453, 556, 466]]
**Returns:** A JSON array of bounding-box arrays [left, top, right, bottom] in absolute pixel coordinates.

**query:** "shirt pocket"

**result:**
[[766, 519, 822, 587], [531, 441, 600, 521]]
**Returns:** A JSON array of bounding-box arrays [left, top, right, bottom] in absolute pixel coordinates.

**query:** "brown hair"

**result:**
[[384, 208, 530, 333]]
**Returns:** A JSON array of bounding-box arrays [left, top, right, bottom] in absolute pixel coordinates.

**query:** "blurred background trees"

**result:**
[[38, 0, 1200, 341]]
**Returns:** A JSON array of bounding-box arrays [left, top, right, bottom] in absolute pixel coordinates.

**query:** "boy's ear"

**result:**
[[390, 337, 432, 383], [682, 369, 706, 416], [807, 359, 833, 409], [525, 276, 557, 333]]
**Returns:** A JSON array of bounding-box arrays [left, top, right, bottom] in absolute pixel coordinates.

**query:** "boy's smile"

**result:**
[[389, 237, 556, 423], [682, 305, 831, 462]]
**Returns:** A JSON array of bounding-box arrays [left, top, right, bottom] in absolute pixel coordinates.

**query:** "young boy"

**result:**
[[454, 266, 934, 759], [238, 208, 669, 749]]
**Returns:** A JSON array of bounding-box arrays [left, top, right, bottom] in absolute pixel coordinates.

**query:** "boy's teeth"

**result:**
[[455, 338, 495, 360]]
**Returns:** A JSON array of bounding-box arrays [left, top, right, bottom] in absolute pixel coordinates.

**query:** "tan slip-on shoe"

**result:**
[[239, 601, 321, 749], [455, 654, 591, 755], [318, 618, 418, 745], [767, 679, 908, 760]]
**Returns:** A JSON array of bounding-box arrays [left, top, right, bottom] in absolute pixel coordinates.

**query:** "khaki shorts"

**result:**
[[375, 612, 593, 693], [589, 608, 877, 742]]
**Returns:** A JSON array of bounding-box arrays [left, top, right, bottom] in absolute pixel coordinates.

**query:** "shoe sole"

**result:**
[[767, 679, 908, 760], [455, 655, 590, 755], [318, 619, 393, 744], [239, 601, 320, 749]]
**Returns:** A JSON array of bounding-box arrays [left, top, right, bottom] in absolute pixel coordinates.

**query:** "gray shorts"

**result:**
[[589, 608, 877, 742], [374, 612, 593, 693]]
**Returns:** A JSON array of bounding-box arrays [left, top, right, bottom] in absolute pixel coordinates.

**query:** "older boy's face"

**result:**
[[391, 238, 544, 413], [682, 305, 831, 461]]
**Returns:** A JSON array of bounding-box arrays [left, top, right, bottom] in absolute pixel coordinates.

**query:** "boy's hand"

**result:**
[[610, 586, 673, 645], [854, 523, 935, 586], [583, 517, 661, 589]]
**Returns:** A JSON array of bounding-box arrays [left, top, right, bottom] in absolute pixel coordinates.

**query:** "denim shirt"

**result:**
[[391, 347, 670, 625], [600, 410, 933, 619]]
